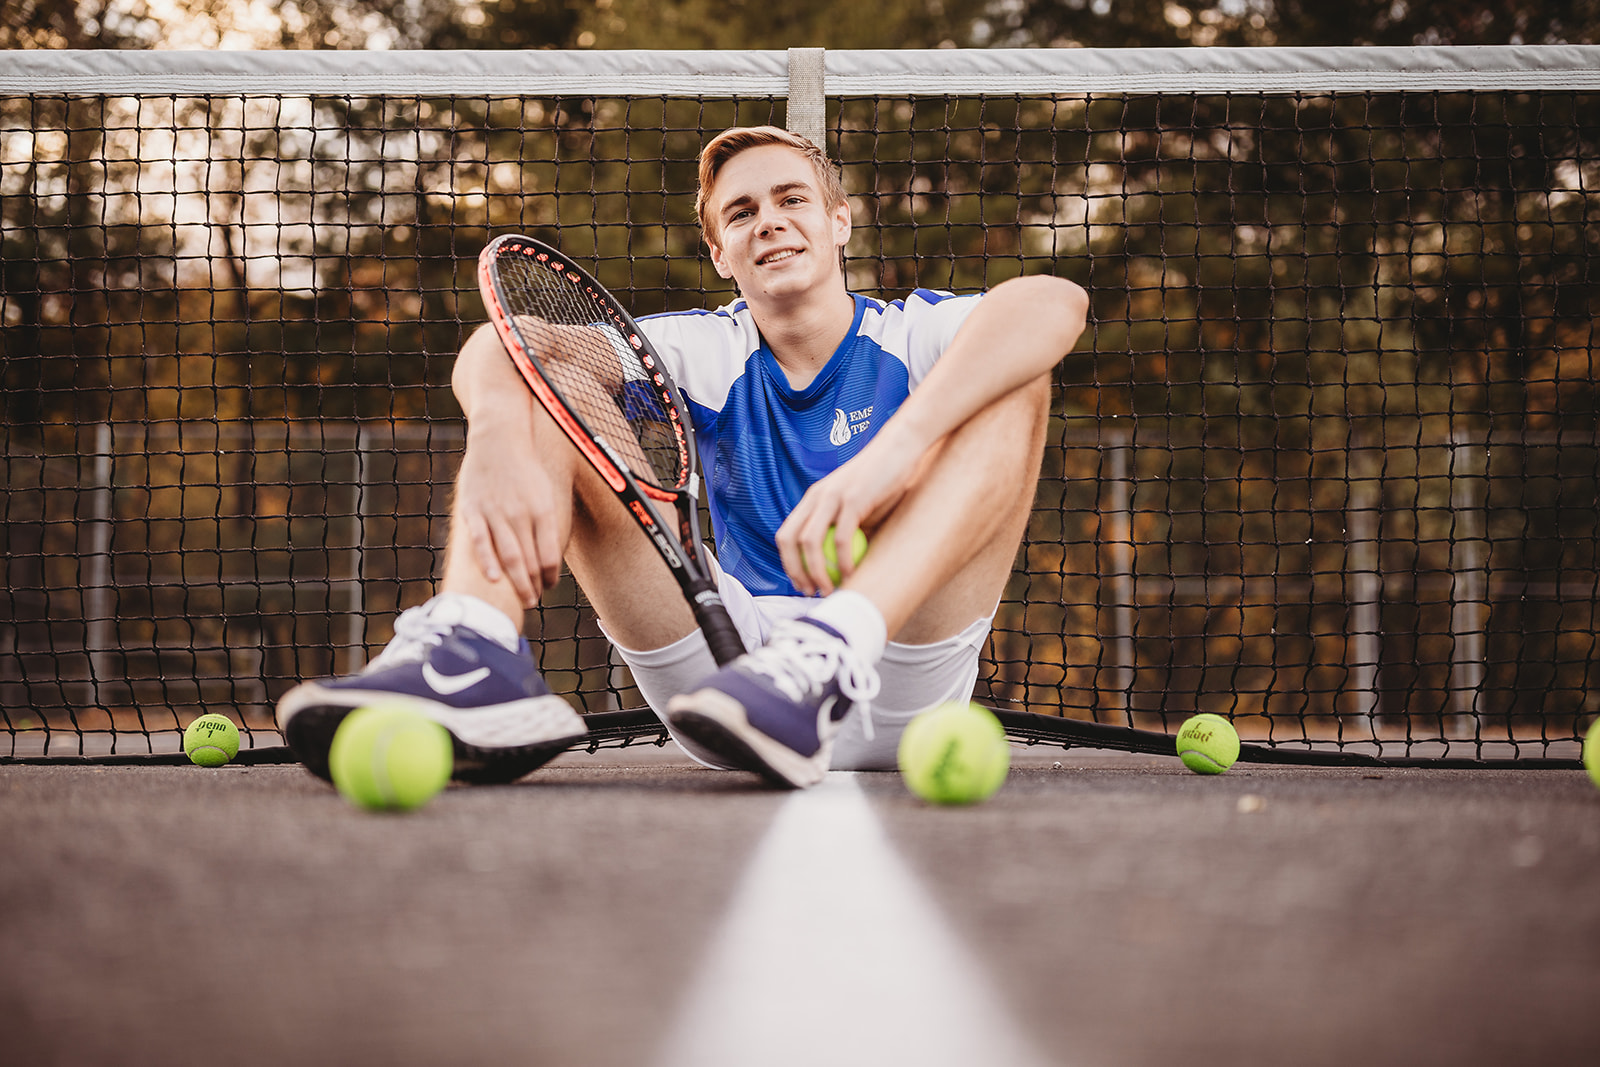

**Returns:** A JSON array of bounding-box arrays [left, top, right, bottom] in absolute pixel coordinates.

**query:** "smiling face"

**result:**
[[702, 143, 852, 308]]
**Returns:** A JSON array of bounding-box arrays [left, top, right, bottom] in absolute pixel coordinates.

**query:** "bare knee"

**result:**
[[451, 322, 515, 411]]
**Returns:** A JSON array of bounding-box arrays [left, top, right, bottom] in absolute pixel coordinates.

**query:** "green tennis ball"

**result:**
[[898, 701, 1010, 805], [1176, 713, 1240, 775], [183, 713, 240, 767], [1584, 718, 1600, 789], [329, 704, 453, 812], [810, 526, 868, 584]]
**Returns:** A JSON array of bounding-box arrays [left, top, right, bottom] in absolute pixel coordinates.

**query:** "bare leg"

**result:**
[[846, 375, 1050, 644]]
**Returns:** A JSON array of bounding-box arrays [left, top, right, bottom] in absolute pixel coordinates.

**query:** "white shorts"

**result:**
[[600, 557, 993, 772]]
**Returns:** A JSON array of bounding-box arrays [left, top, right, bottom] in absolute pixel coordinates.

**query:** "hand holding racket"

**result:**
[[476, 234, 746, 666]]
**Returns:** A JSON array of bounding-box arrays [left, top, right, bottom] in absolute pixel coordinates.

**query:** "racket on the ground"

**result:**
[[477, 233, 746, 667]]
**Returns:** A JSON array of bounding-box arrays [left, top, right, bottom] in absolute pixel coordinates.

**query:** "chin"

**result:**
[[751, 279, 817, 302]]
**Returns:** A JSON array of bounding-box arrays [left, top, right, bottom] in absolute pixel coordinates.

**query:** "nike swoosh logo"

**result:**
[[422, 662, 491, 695]]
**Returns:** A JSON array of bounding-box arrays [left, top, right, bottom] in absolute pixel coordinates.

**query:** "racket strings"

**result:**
[[495, 253, 687, 491]]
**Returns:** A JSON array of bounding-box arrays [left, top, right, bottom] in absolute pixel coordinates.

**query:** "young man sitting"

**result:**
[[276, 125, 1088, 789]]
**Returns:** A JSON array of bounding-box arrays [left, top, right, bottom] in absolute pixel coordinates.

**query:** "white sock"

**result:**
[[803, 590, 888, 665], [427, 592, 523, 651]]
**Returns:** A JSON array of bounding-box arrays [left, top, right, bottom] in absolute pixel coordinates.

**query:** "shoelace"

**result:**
[[366, 605, 454, 669], [744, 622, 882, 738]]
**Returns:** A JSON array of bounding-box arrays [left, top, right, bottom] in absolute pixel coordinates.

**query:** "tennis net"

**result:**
[[3, 46, 1598, 764]]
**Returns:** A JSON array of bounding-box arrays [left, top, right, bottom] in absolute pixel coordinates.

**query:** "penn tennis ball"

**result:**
[[820, 526, 869, 584], [1176, 713, 1240, 775], [328, 704, 453, 812], [183, 713, 240, 767], [1584, 718, 1600, 789], [898, 701, 1011, 805]]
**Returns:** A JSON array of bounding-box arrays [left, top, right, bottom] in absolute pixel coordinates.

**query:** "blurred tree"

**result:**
[[0, 0, 156, 47], [939, 0, 1600, 49], [567, 0, 986, 49], [0, 0, 585, 50], [569, 0, 1600, 49], [4, 0, 1597, 52]]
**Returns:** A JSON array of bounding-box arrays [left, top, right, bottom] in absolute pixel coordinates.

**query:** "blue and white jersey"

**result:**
[[638, 289, 982, 596]]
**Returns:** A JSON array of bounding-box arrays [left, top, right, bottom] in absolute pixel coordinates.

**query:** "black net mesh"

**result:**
[[2, 83, 1596, 760]]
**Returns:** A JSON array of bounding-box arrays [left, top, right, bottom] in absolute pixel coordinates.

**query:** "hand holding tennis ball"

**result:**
[[898, 701, 1011, 804], [184, 713, 240, 767], [803, 525, 868, 585], [1176, 713, 1240, 774], [329, 704, 453, 812]]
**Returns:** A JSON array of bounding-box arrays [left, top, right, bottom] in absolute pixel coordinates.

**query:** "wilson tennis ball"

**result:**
[[810, 526, 868, 584], [183, 713, 240, 767], [1584, 718, 1600, 789], [1176, 713, 1240, 775], [898, 701, 1010, 805], [328, 704, 453, 812]]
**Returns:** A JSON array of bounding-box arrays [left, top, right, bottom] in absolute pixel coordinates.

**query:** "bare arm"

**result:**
[[872, 275, 1084, 459], [449, 325, 566, 607], [450, 320, 661, 608], [777, 274, 1089, 594]]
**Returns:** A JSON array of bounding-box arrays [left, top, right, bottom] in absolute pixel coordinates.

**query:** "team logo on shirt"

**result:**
[[829, 406, 874, 447]]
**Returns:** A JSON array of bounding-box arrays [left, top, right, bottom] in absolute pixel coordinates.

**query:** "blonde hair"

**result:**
[[695, 126, 847, 244]]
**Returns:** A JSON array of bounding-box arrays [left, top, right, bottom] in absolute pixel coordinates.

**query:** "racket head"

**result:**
[[477, 233, 695, 497], [476, 234, 744, 666]]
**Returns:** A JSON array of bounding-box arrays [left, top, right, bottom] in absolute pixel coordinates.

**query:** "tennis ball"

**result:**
[[183, 713, 240, 767], [1176, 713, 1240, 775], [898, 701, 1010, 805], [1584, 718, 1600, 789], [817, 525, 869, 584], [329, 704, 453, 812]]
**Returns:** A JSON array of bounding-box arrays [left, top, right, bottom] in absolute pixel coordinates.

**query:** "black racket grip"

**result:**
[[689, 585, 746, 666]]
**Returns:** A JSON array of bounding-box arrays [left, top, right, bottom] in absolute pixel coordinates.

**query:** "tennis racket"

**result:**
[[477, 233, 746, 667]]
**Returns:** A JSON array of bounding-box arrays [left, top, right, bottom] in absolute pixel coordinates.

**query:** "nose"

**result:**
[[754, 200, 786, 235]]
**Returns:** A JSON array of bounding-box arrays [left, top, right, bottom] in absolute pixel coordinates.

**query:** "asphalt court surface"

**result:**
[[3, 743, 1598, 1066]]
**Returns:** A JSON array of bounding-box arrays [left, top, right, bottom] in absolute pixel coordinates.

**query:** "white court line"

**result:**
[[654, 773, 1058, 1067]]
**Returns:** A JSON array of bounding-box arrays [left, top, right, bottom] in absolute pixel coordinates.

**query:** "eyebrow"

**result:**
[[720, 180, 811, 219]]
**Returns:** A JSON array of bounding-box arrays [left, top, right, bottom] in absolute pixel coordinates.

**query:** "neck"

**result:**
[[748, 284, 856, 391]]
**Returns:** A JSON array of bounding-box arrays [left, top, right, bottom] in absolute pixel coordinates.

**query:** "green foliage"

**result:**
[[970, 0, 1600, 48], [574, 0, 987, 49], [5, 0, 1600, 52]]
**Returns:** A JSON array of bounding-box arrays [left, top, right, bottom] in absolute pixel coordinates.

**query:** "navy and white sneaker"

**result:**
[[665, 618, 881, 789], [276, 599, 587, 785]]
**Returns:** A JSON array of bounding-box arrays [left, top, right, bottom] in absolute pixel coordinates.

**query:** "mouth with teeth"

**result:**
[[758, 248, 802, 266]]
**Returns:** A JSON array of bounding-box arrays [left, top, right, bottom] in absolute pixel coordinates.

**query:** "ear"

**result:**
[[831, 199, 852, 252], [707, 236, 734, 280]]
